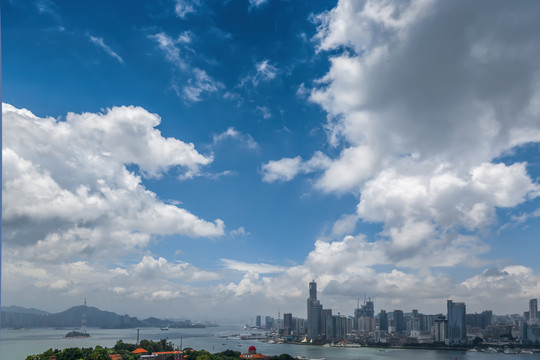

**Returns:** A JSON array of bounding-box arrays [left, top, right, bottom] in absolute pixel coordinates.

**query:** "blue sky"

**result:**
[[2, 0, 540, 320]]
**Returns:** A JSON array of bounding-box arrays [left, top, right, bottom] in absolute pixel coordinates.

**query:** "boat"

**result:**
[[160, 326, 169, 331]]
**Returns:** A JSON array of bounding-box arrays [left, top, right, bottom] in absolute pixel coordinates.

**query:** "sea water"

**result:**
[[0, 325, 535, 360]]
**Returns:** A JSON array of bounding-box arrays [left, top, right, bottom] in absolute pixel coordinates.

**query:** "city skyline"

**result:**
[[2, 0, 540, 319]]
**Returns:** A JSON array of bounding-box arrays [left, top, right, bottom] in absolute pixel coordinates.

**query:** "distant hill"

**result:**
[[1, 305, 205, 329]]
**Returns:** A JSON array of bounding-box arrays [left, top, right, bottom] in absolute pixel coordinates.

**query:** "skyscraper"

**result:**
[[447, 300, 467, 345], [307, 281, 322, 340], [256, 315, 261, 327], [394, 310, 405, 334], [529, 299, 538, 322], [283, 313, 293, 336], [378, 310, 388, 331]]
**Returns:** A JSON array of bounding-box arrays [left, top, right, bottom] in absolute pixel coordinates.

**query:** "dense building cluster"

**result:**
[[254, 281, 540, 347]]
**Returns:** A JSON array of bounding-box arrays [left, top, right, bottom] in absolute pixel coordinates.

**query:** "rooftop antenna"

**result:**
[[357, 298, 360, 309], [81, 298, 87, 334]]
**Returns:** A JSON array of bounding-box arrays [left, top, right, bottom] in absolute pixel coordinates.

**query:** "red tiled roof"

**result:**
[[133, 348, 149, 354]]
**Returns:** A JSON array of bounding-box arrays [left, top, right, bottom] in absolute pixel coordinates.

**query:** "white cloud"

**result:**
[[221, 259, 285, 274], [175, 0, 200, 18], [150, 33, 222, 102], [212, 127, 258, 150], [261, 151, 331, 183], [230, 226, 250, 237], [183, 68, 224, 103], [240, 59, 278, 87], [2, 103, 224, 265], [88, 35, 124, 64], [264, 0, 540, 270], [249, 0, 269, 9], [255, 106, 272, 119], [150, 32, 189, 71]]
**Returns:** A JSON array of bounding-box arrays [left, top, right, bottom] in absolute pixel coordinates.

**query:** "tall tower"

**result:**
[[81, 298, 87, 334], [530, 299, 538, 322], [307, 280, 322, 340], [447, 300, 466, 345], [309, 281, 317, 300]]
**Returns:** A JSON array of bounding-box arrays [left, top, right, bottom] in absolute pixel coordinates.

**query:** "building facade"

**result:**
[[447, 300, 467, 345]]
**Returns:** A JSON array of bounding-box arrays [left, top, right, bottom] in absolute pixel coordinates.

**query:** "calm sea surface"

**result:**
[[1, 325, 536, 360]]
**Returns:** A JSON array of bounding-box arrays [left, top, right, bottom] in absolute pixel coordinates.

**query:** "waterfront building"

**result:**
[[294, 317, 306, 335], [283, 313, 292, 336], [321, 308, 332, 339], [530, 299, 538, 322], [447, 300, 467, 345], [307, 281, 323, 340], [378, 310, 388, 331], [353, 298, 374, 330], [358, 316, 376, 332], [433, 315, 447, 342], [394, 310, 405, 334], [265, 316, 274, 330]]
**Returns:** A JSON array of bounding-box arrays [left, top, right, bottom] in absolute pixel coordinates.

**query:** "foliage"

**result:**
[[26, 343, 297, 360], [268, 354, 295, 360]]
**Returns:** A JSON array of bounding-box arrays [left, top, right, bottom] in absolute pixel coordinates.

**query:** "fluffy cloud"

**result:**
[[264, 0, 540, 261], [215, 233, 539, 314], [2, 104, 224, 261], [261, 151, 331, 182]]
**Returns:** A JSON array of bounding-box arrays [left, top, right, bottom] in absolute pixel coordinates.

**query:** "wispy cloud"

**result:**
[[249, 0, 269, 9], [149, 32, 189, 71], [240, 59, 278, 87], [175, 0, 201, 18], [89, 35, 124, 64], [221, 259, 285, 274], [183, 68, 224, 103], [255, 106, 272, 119]]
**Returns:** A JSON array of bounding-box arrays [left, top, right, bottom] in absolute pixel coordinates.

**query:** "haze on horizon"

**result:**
[[2, 0, 540, 321]]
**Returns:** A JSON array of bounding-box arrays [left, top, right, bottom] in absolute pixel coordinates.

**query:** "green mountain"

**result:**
[[1, 305, 200, 329]]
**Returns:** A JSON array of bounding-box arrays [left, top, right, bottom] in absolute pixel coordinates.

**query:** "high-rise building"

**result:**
[[378, 310, 388, 331], [256, 315, 261, 327], [283, 313, 293, 336], [394, 310, 405, 334], [447, 300, 467, 345], [321, 308, 332, 339], [265, 316, 274, 330], [354, 298, 374, 331], [433, 315, 447, 342], [529, 299, 538, 322], [307, 281, 323, 340]]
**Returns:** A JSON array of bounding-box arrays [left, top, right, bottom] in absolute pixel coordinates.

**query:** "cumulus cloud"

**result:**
[[2, 104, 224, 259], [264, 0, 540, 263], [215, 233, 539, 314], [261, 151, 331, 182]]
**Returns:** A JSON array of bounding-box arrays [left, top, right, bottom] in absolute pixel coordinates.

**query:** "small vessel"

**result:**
[[161, 326, 169, 331]]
